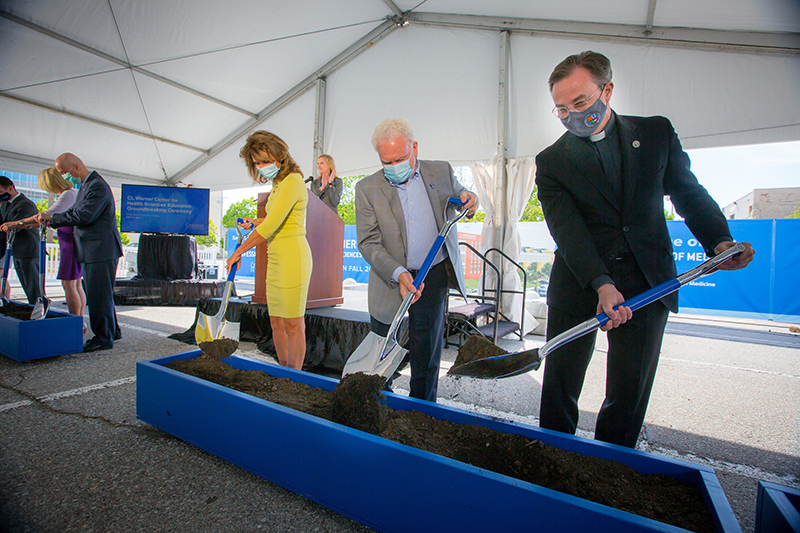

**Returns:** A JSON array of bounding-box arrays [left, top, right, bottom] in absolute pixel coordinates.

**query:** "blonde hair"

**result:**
[[371, 118, 414, 151], [239, 131, 303, 184], [38, 166, 72, 194], [318, 154, 336, 175]]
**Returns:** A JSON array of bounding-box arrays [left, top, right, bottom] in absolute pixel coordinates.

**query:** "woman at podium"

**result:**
[[226, 131, 313, 370], [309, 154, 343, 212]]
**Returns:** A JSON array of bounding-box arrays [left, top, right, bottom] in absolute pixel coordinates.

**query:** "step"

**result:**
[[448, 302, 495, 321], [477, 320, 520, 340]]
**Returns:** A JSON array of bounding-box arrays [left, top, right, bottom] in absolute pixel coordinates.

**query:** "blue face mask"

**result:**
[[560, 95, 608, 138], [0, 192, 10, 202], [257, 163, 279, 181], [383, 158, 413, 184], [64, 173, 81, 186]]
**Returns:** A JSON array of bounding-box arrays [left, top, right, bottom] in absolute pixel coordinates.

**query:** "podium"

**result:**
[[253, 190, 344, 308]]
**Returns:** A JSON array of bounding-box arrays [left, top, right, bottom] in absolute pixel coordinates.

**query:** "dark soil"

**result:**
[[449, 334, 542, 377], [0, 301, 55, 320], [198, 338, 239, 360], [166, 355, 717, 533]]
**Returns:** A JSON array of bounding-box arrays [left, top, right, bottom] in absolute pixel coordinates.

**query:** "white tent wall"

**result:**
[[181, 88, 318, 189], [2, 1, 799, 190], [324, 24, 501, 176]]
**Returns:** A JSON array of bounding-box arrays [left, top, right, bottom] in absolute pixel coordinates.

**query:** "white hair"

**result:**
[[371, 118, 414, 151]]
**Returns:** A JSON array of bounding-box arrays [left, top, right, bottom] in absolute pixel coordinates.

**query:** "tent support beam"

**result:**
[[644, 0, 658, 36], [0, 9, 257, 118], [408, 12, 800, 56], [0, 149, 164, 186], [494, 30, 510, 313], [312, 78, 327, 176], [166, 19, 399, 185], [0, 93, 209, 154]]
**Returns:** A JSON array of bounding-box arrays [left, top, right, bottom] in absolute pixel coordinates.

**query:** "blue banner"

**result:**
[[225, 227, 256, 279], [343, 225, 370, 283], [668, 219, 799, 322]]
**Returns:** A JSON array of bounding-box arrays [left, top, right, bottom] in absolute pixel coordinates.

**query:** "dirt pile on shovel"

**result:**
[[198, 338, 239, 360], [451, 334, 508, 367], [165, 355, 716, 533], [0, 302, 54, 320]]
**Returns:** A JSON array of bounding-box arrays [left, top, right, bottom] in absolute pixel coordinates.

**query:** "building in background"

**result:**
[[723, 187, 800, 219], [0, 170, 49, 204]]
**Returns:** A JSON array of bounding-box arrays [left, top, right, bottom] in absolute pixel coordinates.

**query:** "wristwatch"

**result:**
[[18, 220, 23, 226]]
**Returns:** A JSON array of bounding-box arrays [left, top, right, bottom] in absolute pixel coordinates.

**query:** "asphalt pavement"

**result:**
[[0, 279, 798, 533]]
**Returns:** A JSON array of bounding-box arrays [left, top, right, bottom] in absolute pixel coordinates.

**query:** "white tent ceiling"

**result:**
[[2, 0, 799, 191]]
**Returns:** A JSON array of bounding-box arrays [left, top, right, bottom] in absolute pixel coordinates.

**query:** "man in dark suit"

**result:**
[[0, 176, 41, 304], [535, 51, 754, 447], [37, 153, 123, 352], [356, 118, 478, 402]]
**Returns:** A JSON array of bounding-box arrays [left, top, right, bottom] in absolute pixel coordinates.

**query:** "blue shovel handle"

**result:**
[[596, 278, 681, 327], [236, 217, 255, 230], [412, 197, 466, 290]]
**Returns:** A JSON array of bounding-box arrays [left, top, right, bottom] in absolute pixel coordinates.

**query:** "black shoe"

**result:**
[[83, 340, 112, 352], [114, 331, 122, 341]]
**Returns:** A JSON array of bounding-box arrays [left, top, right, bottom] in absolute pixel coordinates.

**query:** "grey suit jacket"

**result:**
[[355, 160, 468, 324], [50, 171, 124, 264]]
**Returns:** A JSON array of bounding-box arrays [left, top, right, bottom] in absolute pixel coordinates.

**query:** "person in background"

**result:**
[[355, 118, 478, 402], [535, 51, 755, 448], [227, 131, 313, 370], [309, 154, 343, 212], [0, 176, 41, 304], [36, 153, 123, 352], [2, 168, 86, 330]]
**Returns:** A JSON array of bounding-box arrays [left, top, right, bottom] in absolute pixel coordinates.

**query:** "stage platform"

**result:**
[[114, 278, 232, 307], [168, 297, 405, 373]]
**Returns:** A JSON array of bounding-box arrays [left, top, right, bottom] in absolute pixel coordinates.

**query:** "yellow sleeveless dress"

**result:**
[[255, 172, 313, 318]]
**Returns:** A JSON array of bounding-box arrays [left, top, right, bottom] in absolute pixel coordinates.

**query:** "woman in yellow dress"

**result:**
[[226, 131, 313, 370]]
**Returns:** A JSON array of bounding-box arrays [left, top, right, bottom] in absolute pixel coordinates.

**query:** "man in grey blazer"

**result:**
[[536, 51, 754, 447], [355, 118, 478, 402], [38, 153, 123, 352]]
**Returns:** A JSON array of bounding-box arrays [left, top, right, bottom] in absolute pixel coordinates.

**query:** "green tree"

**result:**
[[664, 209, 675, 220], [520, 186, 544, 222], [787, 206, 800, 219], [36, 198, 49, 212], [195, 219, 218, 247], [337, 175, 367, 225], [115, 211, 131, 245], [222, 198, 258, 229]]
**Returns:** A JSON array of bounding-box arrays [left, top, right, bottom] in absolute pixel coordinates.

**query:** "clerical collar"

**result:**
[[589, 112, 616, 143]]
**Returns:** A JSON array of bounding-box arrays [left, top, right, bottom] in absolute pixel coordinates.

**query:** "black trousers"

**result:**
[[83, 259, 120, 347], [370, 261, 449, 402], [539, 256, 670, 448], [13, 255, 41, 305]]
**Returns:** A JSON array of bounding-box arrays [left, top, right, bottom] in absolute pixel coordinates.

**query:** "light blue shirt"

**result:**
[[389, 162, 447, 283]]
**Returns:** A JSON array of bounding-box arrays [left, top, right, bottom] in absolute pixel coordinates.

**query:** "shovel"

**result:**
[[342, 197, 469, 379], [194, 220, 250, 359], [0, 229, 16, 307], [449, 243, 746, 379], [30, 224, 51, 320]]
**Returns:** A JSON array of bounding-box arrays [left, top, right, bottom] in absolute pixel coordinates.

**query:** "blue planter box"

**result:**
[[0, 301, 84, 361], [756, 481, 800, 533], [137, 350, 742, 533]]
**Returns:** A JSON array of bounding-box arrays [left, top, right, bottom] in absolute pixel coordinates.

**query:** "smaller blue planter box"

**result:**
[[137, 350, 742, 533], [0, 301, 84, 361], [756, 481, 800, 533]]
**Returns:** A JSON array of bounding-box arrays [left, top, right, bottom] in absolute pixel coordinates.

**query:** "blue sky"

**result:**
[[686, 140, 800, 209]]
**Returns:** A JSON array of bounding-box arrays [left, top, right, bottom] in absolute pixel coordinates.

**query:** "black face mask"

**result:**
[[0, 192, 11, 202]]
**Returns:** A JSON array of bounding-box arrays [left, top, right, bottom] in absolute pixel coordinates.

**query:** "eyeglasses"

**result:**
[[552, 85, 605, 119]]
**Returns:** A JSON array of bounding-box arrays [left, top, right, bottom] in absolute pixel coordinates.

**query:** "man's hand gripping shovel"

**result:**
[[342, 197, 469, 380]]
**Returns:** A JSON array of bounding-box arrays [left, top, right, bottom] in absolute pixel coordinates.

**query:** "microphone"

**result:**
[[304, 176, 314, 184]]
